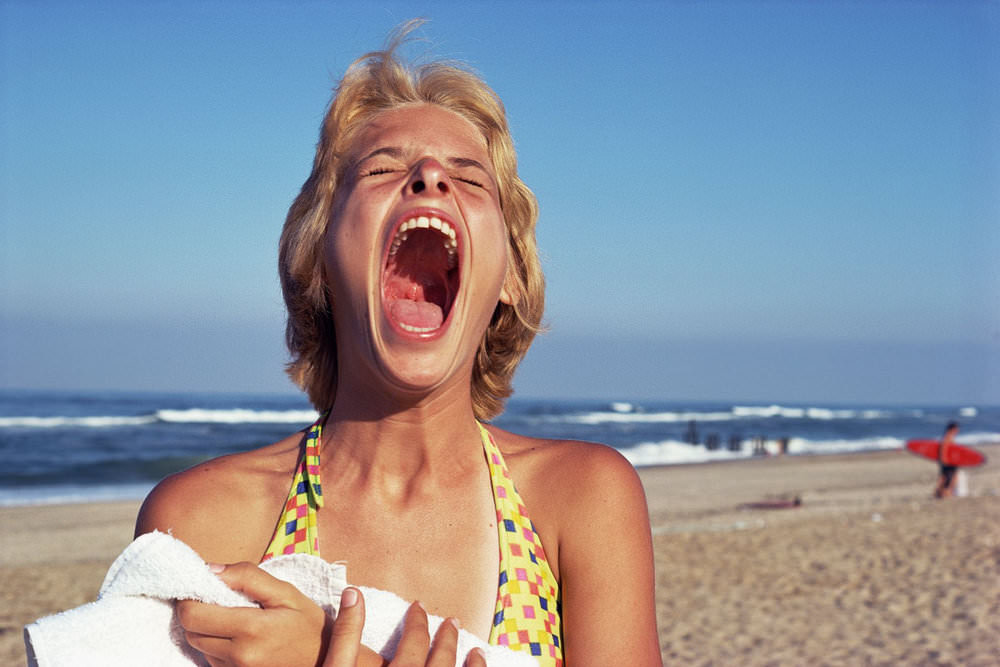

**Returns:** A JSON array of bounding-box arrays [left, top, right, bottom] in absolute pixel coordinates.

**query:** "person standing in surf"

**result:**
[[134, 22, 661, 667], [934, 421, 960, 498]]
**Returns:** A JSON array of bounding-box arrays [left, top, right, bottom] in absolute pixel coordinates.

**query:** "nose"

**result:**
[[406, 159, 450, 197]]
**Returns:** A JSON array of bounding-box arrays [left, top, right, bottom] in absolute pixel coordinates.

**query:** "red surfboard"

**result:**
[[905, 439, 986, 467]]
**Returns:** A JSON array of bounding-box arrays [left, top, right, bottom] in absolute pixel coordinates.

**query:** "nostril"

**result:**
[[411, 180, 425, 194], [437, 181, 448, 193]]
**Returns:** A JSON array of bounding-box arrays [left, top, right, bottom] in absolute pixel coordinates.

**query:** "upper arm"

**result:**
[[135, 466, 223, 551], [554, 445, 662, 666], [134, 469, 205, 538], [135, 459, 271, 563]]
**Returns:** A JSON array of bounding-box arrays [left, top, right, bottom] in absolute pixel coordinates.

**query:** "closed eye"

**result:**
[[456, 176, 484, 188], [362, 167, 396, 177]]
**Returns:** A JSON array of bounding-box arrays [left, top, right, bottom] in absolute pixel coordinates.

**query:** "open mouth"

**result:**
[[382, 215, 460, 334]]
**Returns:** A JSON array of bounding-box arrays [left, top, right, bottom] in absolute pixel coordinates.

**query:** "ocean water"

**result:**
[[1, 389, 997, 506]]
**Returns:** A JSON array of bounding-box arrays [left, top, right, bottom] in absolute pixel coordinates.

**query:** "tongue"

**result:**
[[388, 298, 443, 330]]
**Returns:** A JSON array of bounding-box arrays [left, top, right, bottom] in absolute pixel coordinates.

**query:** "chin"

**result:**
[[370, 334, 471, 397]]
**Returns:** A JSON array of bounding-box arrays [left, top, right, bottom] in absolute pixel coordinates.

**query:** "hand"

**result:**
[[325, 587, 488, 667], [177, 561, 330, 667]]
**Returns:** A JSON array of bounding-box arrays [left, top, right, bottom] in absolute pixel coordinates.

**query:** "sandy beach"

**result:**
[[3, 445, 999, 666]]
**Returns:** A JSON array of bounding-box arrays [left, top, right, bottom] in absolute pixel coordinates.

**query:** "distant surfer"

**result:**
[[906, 421, 984, 497], [934, 421, 960, 498]]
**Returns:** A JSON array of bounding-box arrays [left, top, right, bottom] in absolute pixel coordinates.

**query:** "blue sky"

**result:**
[[2, 1, 998, 405]]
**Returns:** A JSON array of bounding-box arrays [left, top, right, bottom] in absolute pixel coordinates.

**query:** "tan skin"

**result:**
[[136, 104, 661, 666], [934, 424, 959, 498]]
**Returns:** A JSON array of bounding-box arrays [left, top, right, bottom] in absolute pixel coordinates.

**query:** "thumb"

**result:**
[[324, 587, 366, 667], [464, 647, 488, 667], [212, 561, 303, 609]]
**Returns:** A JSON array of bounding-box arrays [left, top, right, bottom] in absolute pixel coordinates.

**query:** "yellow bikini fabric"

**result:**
[[260, 419, 563, 666]]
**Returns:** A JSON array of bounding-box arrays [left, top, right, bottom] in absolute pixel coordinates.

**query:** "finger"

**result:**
[[176, 599, 263, 638], [390, 602, 430, 665], [182, 630, 232, 663], [213, 561, 303, 610], [324, 587, 365, 667], [464, 647, 488, 667], [425, 618, 459, 667]]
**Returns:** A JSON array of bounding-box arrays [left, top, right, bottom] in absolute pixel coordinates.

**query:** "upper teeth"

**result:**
[[388, 216, 458, 268]]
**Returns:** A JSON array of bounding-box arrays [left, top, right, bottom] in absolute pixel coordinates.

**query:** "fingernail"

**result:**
[[341, 587, 358, 608], [207, 562, 226, 573], [447, 617, 461, 630]]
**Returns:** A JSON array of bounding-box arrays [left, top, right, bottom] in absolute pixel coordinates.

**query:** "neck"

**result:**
[[319, 374, 487, 487]]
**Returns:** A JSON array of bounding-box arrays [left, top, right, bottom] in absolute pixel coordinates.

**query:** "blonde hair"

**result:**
[[278, 22, 544, 420]]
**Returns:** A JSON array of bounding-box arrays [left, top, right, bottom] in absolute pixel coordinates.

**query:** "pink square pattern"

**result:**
[[481, 424, 563, 666], [260, 419, 324, 562], [261, 420, 562, 666]]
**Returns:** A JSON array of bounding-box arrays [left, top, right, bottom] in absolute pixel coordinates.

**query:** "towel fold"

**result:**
[[24, 531, 535, 667]]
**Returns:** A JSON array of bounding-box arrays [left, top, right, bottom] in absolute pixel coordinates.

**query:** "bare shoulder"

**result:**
[[485, 426, 649, 566], [487, 425, 644, 503], [485, 426, 661, 664], [134, 431, 303, 563]]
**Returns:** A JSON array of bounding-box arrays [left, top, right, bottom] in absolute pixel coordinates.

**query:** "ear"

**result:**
[[499, 271, 519, 306], [498, 235, 520, 306]]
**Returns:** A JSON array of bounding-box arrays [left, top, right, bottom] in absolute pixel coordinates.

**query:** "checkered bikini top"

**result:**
[[260, 418, 564, 666]]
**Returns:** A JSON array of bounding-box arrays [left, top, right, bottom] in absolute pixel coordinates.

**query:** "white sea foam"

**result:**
[[554, 404, 891, 426], [155, 408, 319, 424], [788, 436, 903, 455], [620, 440, 749, 466], [559, 410, 736, 425], [732, 405, 890, 420], [620, 435, 908, 467], [0, 482, 156, 507], [956, 432, 1000, 446], [732, 405, 805, 418], [0, 415, 157, 428], [0, 409, 319, 428]]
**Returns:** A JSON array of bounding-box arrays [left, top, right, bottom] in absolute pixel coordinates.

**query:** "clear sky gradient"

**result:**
[[2, 1, 998, 405]]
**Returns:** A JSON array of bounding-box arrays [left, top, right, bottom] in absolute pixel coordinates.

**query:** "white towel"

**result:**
[[24, 531, 535, 667]]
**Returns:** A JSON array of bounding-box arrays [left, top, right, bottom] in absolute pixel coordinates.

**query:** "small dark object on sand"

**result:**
[[739, 497, 802, 510]]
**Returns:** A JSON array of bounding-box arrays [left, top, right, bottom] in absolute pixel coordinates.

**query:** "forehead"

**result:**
[[348, 104, 491, 165]]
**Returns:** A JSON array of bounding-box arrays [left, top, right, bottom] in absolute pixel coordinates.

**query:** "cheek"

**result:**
[[325, 199, 373, 272], [480, 223, 513, 304], [322, 222, 367, 305]]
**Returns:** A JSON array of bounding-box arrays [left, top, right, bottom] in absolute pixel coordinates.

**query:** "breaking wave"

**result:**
[[553, 404, 892, 426], [0, 408, 319, 429]]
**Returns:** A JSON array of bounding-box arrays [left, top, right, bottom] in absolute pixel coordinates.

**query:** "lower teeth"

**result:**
[[399, 323, 437, 333]]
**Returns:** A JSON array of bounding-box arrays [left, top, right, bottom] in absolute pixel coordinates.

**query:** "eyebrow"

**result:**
[[355, 146, 404, 166], [447, 156, 492, 175]]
